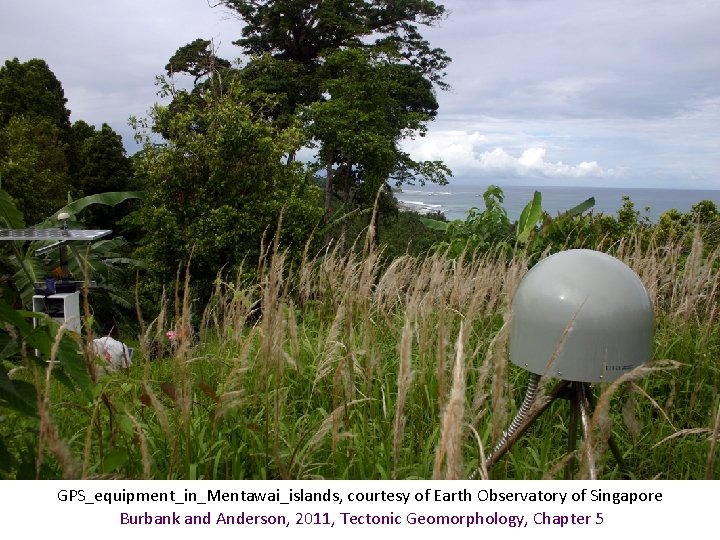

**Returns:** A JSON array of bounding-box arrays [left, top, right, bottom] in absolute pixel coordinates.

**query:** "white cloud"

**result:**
[[403, 130, 623, 182], [477, 146, 619, 179], [406, 130, 488, 172]]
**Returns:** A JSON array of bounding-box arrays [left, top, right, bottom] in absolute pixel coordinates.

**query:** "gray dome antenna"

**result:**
[[479, 249, 654, 479], [510, 249, 653, 382]]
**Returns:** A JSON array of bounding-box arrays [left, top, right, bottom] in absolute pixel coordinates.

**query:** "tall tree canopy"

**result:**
[[222, 0, 450, 109], [0, 58, 71, 133], [307, 47, 448, 209], [68, 122, 136, 230], [0, 58, 72, 223], [72, 122, 134, 197], [0, 58, 133, 227], [142, 0, 453, 289], [135, 82, 323, 303], [0, 115, 68, 224], [224, 0, 449, 83], [165, 38, 232, 83], [213, 0, 452, 218]]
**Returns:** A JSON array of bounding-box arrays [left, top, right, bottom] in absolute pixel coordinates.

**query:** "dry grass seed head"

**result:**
[[36, 325, 80, 478], [393, 310, 415, 478], [585, 360, 682, 476], [301, 398, 371, 464], [314, 301, 346, 387], [433, 322, 468, 480]]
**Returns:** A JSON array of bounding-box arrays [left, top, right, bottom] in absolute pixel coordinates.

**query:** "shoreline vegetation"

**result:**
[[394, 185, 720, 221]]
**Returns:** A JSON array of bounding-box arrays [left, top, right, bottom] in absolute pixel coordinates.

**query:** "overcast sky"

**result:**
[[1, 0, 718, 189]]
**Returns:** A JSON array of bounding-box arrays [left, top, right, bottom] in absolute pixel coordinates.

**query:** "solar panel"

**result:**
[[0, 229, 112, 241]]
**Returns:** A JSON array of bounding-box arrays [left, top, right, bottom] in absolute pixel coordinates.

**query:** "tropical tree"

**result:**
[[307, 47, 449, 223], [205, 0, 453, 216], [134, 81, 323, 305], [68, 123, 133, 195], [223, 0, 450, 86], [0, 58, 136, 229], [0, 58, 71, 133], [165, 38, 232, 83], [66, 120, 96, 184], [0, 115, 68, 224], [68, 123, 135, 230], [150, 39, 237, 142]]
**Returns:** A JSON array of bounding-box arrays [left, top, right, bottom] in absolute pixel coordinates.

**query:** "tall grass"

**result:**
[[4, 232, 719, 479]]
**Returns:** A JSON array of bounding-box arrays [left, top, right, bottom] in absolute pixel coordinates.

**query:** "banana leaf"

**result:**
[[562, 196, 595, 217], [517, 191, 543, 243], [0, 189, 26, 229], [35, 191, 145, 228]]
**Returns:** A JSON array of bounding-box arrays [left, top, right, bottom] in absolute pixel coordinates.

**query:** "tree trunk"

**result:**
[[324, 158, 334, 226]]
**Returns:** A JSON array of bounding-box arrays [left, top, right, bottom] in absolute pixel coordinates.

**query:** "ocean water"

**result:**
[[396, 184, 720, 222]]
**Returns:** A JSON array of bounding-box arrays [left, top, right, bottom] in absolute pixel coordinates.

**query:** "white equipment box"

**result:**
[[32, 292, 81, 333]]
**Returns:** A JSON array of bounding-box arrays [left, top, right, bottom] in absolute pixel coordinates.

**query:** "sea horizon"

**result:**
[[396, 183, 720, 222]]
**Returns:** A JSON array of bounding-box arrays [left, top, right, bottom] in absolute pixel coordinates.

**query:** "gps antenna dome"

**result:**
[[479, 249, 654, 479], [509, 249, 653, 382]]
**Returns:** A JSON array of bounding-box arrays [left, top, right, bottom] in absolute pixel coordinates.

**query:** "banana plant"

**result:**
[[0, 189, 145, 308], [421, 186, 597, 257], [0, 293, 94, 478]]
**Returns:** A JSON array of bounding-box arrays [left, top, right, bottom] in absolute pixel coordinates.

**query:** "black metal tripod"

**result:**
[[484, 374, 629, 479]]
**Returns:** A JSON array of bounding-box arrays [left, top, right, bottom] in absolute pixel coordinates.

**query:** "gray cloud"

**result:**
[[416, 0, 720, 188]]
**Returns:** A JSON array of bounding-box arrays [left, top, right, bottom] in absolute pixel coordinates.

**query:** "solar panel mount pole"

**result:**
[[58, 212, 70, 278]]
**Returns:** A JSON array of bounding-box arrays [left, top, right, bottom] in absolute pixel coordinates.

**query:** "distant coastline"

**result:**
[[395, 184, 720, 222]]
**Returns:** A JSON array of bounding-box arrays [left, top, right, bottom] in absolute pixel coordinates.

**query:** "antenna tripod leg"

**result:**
[[565, 382, 599, 479], [482, 379, 631, 480], [566, 382, 581, 479], [568, 383, 629, 479], [584, 386, 630, 479]]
